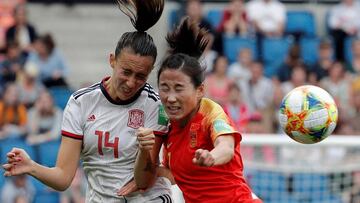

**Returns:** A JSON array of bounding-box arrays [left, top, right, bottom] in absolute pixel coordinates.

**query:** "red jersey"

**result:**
[[163, 98, 259, 203]]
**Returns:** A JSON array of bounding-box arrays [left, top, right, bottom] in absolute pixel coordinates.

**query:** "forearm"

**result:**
[[29, 162, 74, 191], [157, 166, 175, 185], [210, 140, 234, 166], [134, 150, 156, 189]]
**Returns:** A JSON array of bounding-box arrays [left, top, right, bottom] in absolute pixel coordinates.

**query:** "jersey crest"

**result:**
[[189, 123, 200, 148], [127, 109, 145, 129]]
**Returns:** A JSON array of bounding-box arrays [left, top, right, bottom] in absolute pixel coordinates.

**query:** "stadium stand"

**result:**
[[285, 10, 316, 38], [223, 36, 257, 64]]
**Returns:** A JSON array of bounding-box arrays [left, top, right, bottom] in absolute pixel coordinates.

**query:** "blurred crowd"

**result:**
[[172, 0, 360, 135], [0, 1, 85, 203]]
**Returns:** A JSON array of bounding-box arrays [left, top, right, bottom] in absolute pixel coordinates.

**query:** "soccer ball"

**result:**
[[278, 85, 338, 144]]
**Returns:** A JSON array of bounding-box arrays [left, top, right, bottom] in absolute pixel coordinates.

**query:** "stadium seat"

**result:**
[[0, 174, 4, 191], [223, 36, 257, 64], [344, 37, 354, 64], [33, 193, 60, 203], [262, 36, 294, 77], [300, 37, 320, 65], [48, 87, 73, 109], [285, 11, 316, 38], [168, 9, 179, 30], [0, 139, 36, 164], [206, 9, 223, 29], [37, 140, 61, 167]]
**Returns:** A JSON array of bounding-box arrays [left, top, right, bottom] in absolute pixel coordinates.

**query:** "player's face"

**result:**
[[110, 50, 154, 100], [158, 69, 204, 122]]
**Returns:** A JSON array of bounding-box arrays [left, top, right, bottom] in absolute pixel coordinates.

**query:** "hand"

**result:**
[[2, 148, 34, 177], [192, 149, 215, 167], [136, 127, 155, 151], [117, 179, 144, 196]]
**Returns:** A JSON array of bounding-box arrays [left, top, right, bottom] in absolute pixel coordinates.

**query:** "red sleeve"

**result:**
[[217, 10, 231, 33], [161, 147, 169, 168], [154, 130, 167, 137]]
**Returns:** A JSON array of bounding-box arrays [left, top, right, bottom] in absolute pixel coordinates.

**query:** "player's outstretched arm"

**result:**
[[134, 127, 158, 189], [2, 136, 81, 191], [193, 134, 235, 167]]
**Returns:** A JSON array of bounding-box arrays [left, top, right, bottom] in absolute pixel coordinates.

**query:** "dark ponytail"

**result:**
[[114, 0, 164, 60], [166, 17, 208, 59], [116, 0, 164, 32], [158, 17, 209, 88]]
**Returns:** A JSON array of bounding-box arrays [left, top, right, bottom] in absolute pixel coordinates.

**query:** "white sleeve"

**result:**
[[145, 101, 169, 137], [61, 96, 84, 140]]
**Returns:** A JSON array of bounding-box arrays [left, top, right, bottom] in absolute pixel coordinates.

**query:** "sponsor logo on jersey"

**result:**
[[87, 114, 96, 121], [158, 105, 169, 126], [213, 119, 232, 133], [127, 109, 144, 129]]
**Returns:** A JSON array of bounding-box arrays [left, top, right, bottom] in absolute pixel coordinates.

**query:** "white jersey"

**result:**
[[61, 78, 171, 203]]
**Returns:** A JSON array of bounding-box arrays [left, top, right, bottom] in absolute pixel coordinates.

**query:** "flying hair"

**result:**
[[116, 0, 164, 32], [166, 17, 209, 59]]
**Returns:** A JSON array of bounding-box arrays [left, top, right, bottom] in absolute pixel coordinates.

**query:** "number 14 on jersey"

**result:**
[[95, 130, 119, 158]]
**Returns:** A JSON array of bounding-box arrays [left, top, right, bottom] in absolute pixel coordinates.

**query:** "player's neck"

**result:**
[[104, 77, 118, 101]]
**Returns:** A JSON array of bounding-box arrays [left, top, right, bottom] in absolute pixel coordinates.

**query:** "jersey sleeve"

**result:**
[[61, 95, 84, 140], [146, 102, 169, 137], [206, 101, 241, 144]]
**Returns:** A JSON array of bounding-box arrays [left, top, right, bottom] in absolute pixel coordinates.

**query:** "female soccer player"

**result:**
[[137, 17, 262, 203], [2, 0, 173, 202]]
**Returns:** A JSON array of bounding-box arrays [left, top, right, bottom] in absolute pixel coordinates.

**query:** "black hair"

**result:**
[[37, 33, 55, 54], [114, 0, 164, 61], [158, 17, 209, 88]]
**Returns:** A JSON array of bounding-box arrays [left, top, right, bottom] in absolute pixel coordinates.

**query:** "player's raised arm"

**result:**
[[3, 136, 81, 191], [134, 127, 157, 189]]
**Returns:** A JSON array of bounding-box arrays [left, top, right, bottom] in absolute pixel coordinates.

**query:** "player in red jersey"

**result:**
[[134, 17, 262, 203]]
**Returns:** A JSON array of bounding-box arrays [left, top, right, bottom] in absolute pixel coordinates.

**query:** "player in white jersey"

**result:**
[[3, 0, 173, 202]]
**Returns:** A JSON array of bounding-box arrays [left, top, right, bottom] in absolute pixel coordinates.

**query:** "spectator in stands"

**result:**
[[347, 77, 360, 134], [184, 0, 223, 54], [0, 174, 35, 203], [0, 0, 26, 51], [276, 44, 303, 82], [223, 83, 250, 132], [275, 64, 307, 99], [26, 33, 69, 88], [185, 0, 212, 32], [227, 48, 253, 82], [346, 38, 360, 74], [246, 0, 286, 58], [5, 4, 37, 52], [0, 83, 27, 140], [328, 0, 360, 62], [217, 0, 249, 36], [320, 61, 352, 119], [204, 55, 233, 106], [273, 64, 307, 132], [26, 90, 62, 145], [0, 41, 28, 89], [17, 62, 45, 108], [60, 167, 86, 203], [308, 38, 334, 84], [239, 61, 274, 132]]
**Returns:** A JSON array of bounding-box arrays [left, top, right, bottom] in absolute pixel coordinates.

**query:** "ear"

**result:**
[[109, 53, 116, 69], [196, 83, 205, 99]]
